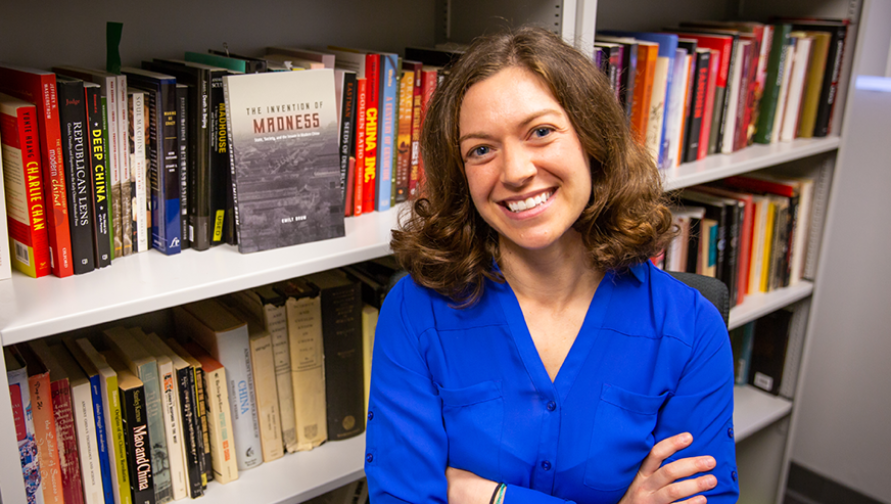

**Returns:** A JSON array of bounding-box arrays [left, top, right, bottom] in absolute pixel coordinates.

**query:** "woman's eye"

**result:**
[[532, 127, 553, 138], [469, 145, 490, 158]]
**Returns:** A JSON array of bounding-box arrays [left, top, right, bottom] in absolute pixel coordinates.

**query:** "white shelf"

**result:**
[[205, 434, 365, 504], [728, 281, 814, 330], [662, 136, 840, 191], [733, 385, 793, 443], [0, 208, 403, 345]]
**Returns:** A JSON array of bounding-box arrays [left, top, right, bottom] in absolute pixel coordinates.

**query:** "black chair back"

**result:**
[[667, 271, 730, 329]]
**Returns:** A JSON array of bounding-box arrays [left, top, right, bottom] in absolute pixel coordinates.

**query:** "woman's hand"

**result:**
[[446, 467, 500, 504], [619, 433, 718, 504]]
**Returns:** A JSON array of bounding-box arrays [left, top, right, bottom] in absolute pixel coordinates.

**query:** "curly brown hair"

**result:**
[[391, 26, 674, 307]]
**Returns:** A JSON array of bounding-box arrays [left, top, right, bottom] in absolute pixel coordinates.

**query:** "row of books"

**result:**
[[594, 17, 848, 169], [6, 257, 403, 504], [0, 43, 455, 278], [730, 306, 804, 399], [653, 172, 816, 307]]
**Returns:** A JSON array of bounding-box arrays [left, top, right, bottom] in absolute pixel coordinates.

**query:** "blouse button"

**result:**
[[368, 411, 374, 421], [727, 427, 734, 439], [366, 453, 374, 463], [731, 470, 738, 482], [541, 460, 552, 471], [547, 401, 557, 412]]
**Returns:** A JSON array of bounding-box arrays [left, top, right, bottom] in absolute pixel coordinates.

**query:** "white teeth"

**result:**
[[506, 192, 551, 213]]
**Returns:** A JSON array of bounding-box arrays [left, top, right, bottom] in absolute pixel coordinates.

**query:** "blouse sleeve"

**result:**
[[653, 292, 740, 502], [365, 279, 573, 504]]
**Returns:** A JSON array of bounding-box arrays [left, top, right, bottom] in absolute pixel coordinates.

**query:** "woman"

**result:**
[[365, 27, 738, 504]]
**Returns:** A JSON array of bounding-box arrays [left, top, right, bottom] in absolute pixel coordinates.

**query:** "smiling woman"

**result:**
[[368, 27, 738, 504]]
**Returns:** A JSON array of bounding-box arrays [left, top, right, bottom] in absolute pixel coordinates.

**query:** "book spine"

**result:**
[[339, 73, 357, 215], [8, 365, 43, 504], [286, 295, 328, 450], [192, 69, 211, 251], [684, 53, 708, 163], [51, 377, 85, 504], [119, 78, 133, 256], [224, 338, 262, 470], [192, 366, 211, 486], [376, 54, 397, 211], [699, 51, 719, 159], [733, 43, 753, 152], [157, 363, 186, 501], [221, 77, 242, 247], [137, 362, 171, 503], [86, 85, 112, 267], [362, 54, 380, 212], [203, 367, 237, 483], [353, 78, 367, 215], [104, 77, 121, 261], [57, 79, 96, 274], [249, 332, 284, 462], [147, 80, 182, 255], [30, 370, 65, 504], [262, 301, 297, 453], [418, 69, 437, 194], [89, 374, 115, 504], [755, 25, 792, 144], [395, 70, 413, 203], [103, 373, 132, 504], [130, 91, 148, 253], [408, 68, 422, 199], [209, 71, 228, 247], [1, 103, 51, 277], [72, 380, 103, 504], [812, 25, 846, 137], [175, 367, 203, 498], [120, 386, 155, 504], [175, 85, 190, 250], [320, 282, 366, 440]]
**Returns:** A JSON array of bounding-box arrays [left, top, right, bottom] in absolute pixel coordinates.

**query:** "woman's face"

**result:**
[[458, 66, 592, 253]]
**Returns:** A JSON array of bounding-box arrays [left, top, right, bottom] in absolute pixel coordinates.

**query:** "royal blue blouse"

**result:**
[[365, 261, 738, 503]]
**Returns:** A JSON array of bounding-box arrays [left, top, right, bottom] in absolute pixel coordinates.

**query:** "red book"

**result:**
[[0, 93, 51, 277], [723, 174, 796, 198], [30, 341, 84, 504], [0, 65, 73, 277], [407, 63, 423, 199], [361, 53, 380, 212], [418, 68, 439, 196], [15, 343, 65, 504], [353, 78, 368, 215], [699, 50, 721, 160], [736, 35, 758, 151]]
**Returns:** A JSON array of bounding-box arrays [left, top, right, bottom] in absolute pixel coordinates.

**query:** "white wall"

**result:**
[[790, 0, 891, 501]]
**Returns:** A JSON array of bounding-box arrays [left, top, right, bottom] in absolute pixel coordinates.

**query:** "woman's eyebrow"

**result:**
[[458, 109, 564, 145]]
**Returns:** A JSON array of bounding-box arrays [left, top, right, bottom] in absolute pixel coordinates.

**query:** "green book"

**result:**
[[754, 24, 793, 144], [185, 51, 247, 73]]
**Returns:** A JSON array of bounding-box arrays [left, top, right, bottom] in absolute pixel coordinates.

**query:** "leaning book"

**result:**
[[222, 69, 344, 253]]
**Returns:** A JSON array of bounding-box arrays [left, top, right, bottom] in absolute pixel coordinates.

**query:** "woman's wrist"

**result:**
[[489, 483, 507, 504]]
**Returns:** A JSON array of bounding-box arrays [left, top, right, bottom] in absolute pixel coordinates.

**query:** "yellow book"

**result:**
[[760, 201, 776, 293], [797, 32, 831, 138]]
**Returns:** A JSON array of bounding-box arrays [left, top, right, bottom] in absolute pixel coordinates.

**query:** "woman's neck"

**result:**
[[498, 230, 603, 309]]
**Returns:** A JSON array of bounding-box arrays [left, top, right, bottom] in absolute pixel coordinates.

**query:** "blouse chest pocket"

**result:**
[[437, 380, 504, 479], [584, 384, 668, 492]]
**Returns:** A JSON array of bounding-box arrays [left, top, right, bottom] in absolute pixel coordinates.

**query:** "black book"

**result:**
[[176, 83, 190, 249], [84, 82, 112, 267], [337, 70, 357, 211], [404, 46, 464, 69], [123, 67, 182, 255], [341, 258, 403, 309], [748, 308, 793, 395], [782, 20, 848, 137], [104, 352, 156, 504], [677, 39, 698, 163], [594, 42, 623, 102], [681, 191, 728, 288], [685, 213, 702, 275], [596, 36, 639, 121], [304, 269, 366, 441], [685, 49, 711, 163], [56, 75, 95, 274], [166, 340, 204, 498]]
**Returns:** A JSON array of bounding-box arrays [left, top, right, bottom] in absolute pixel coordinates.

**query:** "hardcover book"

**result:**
[[0, 64, 73, 277], [56, 76, 96, 274], [222, 69, 344, 253], [335, 70, 357, 214], [304, 269, 366, 441], [84, 82, 112, 267], [273, 278, 327, 451], [175, 301, 263, 471], [0, 93, 51, 277], [162, 340, 204, 498], [165, 341, 210, 487], [5, 347, 44, 504], [749, 308, 794, 395]]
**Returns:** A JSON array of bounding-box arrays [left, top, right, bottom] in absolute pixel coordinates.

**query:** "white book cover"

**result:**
[[139, 332, 188, 501], [721, 40, 747, 154], [222, 69, 344, 253], [771, 39, 797, 144], [5, 348, 44, 504], [664, 49, 689, 169], [646, 57, 670, 165], [127, 89, 148, 252], [175, 301, 263, 471], [780, 36, 813, 142], [117, 75, 130, 256]]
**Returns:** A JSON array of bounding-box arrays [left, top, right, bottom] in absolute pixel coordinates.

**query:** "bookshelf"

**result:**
[[0, 1, 866, 503]]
